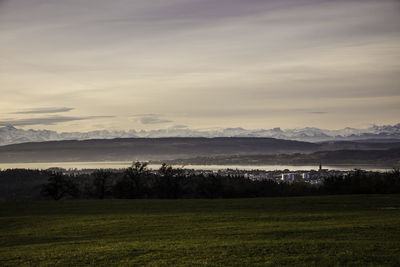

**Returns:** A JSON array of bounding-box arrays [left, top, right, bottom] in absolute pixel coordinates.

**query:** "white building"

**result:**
[[281, 173, 300, 182]]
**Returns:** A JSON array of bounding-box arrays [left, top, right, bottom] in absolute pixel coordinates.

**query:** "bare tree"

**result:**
[[40, 172, 79, 200], [92, 169, 112, 199]]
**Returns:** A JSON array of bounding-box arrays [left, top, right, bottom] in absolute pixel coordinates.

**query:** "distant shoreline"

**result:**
[[0, 161, 395, 172]]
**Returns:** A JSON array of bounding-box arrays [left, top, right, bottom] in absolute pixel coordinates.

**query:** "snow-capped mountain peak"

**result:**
[[0, 123, 399, 146]]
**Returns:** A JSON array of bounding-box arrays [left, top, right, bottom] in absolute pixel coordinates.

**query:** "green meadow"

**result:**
[[1, 195, 400, 266]]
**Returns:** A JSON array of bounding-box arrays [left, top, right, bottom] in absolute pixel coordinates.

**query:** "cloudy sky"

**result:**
[[0, 0, 399, 131]]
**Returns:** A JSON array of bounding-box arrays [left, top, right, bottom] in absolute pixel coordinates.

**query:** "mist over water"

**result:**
[[0, 161, 392, 172]]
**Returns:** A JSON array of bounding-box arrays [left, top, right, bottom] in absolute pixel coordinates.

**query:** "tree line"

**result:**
[[41, 163, 400, 200], [1, 163, 399, 201]]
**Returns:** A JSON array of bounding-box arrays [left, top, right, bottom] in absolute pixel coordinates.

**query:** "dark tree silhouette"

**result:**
[[114, 162, 149, 198], [156, 163, 185, 198], [40, 172, 79, 200], [92, 169, 112, 199], [196, 174, 223, 198], [6, 167, 400, 201]]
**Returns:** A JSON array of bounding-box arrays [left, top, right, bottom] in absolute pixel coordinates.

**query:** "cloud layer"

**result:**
[[0, 116, 113, 126], [12, 107, 74, 114], [131, 114, 173, 125], [0, 0, 399, 131]]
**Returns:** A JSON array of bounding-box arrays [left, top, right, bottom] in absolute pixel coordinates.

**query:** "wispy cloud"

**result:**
[[170, 125, 188, 129], [0, 115, 113, 126], [309, 111, 328, 114], [131, 114, 173, 125], [139, 117, 172, 125], [12, 107, 74, 114], [131, 113, 159, 117]]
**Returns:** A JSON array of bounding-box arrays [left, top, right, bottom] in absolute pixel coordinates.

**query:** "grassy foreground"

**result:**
[[1, 195, 400, 266]]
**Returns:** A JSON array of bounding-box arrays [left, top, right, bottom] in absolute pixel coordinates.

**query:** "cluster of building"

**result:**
[[48, 164, 352, 186], [181, 164, 349, 186]]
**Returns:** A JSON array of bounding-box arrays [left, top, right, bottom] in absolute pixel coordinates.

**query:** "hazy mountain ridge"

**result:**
[[1, 137, 400, 164], [0, 123, 400, 146], [0, 137, 320, 163], [162, 148, 400, 167]]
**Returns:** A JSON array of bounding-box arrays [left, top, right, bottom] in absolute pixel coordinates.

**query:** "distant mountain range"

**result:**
[[0, 123, 400, 146]]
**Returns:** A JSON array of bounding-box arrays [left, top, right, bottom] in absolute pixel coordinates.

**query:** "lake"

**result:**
[[0, 161, 393, 172]]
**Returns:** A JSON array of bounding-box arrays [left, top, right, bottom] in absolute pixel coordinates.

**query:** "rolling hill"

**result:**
[[0, 137, 319, 163], [1, 137, 400, 163]]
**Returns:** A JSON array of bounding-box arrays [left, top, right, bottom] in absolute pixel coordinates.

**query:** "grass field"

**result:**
[[1, 195, 400, 266]]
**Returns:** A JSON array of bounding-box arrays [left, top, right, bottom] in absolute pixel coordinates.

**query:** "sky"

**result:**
[[0, 0, 399, 132]]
